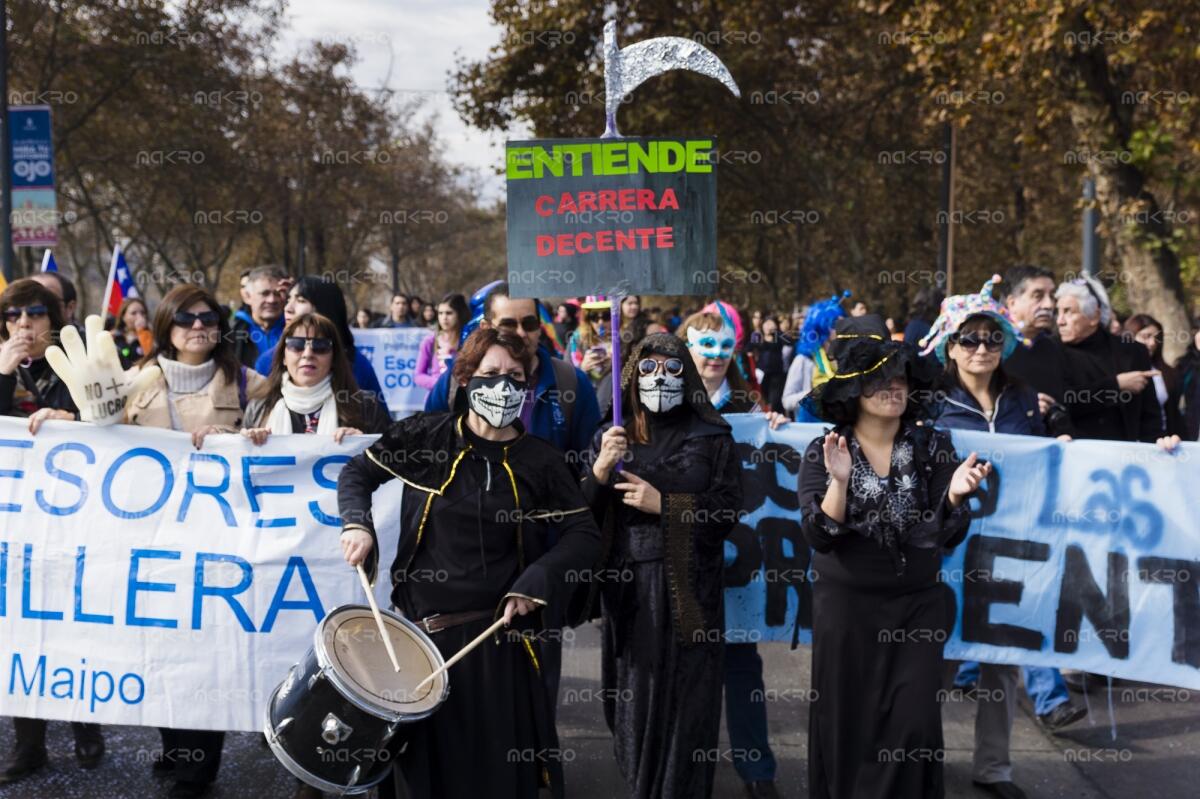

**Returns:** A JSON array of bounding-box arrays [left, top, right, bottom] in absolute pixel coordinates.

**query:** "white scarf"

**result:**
[[267, 374, 338, 435]]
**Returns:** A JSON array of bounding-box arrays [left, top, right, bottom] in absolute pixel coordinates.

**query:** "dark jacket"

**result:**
[[0, 359, 77, 418], [1064, 328, 1164, 442], [1178, 345, 1200, 441], [930, 382, 1045, 436]]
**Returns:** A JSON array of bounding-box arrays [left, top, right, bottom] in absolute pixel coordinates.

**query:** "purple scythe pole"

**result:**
[[597, 20, 741, 447]]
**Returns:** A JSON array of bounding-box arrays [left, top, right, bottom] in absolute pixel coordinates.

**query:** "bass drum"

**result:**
[[264, 605, 449, 795]]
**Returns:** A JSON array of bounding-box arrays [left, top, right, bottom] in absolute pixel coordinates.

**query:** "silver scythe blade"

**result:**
[[602, 20, 741, 138]]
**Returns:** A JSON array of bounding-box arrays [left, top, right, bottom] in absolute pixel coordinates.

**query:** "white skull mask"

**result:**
[[466, 375, 526, 428], [637, 372, 684, 413]]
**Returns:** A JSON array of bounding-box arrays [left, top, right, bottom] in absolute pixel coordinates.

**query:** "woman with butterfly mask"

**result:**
[[576, 332, 743, 799], [337, 326, 600, 799], [677, 305, 788, 798]]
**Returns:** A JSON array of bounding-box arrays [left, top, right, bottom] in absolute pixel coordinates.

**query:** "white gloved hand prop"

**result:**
[[44, 314, 161, 425]]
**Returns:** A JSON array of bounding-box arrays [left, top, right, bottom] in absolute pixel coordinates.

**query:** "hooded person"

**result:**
[[797, 326, 989, 799], [336, 326, 601, 799], [576, 332, 743, 799]]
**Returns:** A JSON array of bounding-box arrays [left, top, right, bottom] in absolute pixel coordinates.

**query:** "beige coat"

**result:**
[[125, 360, 266, 432]]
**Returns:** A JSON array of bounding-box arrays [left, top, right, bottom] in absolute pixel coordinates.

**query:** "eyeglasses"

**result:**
[[951, 330, 1005, 352], [3, 305, 49, 323], [638, 357, 684, 377], [495, 315, 541, 333], [285, 336, 334, 354], [172, 310, 221, 328]]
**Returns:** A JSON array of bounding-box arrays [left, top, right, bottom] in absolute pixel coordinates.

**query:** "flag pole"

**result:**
[[101, 242, 120, 317]]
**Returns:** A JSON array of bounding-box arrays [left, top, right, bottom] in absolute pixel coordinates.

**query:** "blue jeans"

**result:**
[[954, 662, 1069, 716], [724, 642, 777, 782]]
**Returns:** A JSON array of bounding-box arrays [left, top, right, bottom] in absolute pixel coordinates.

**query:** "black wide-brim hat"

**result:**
[[800, 335, 940, 425]]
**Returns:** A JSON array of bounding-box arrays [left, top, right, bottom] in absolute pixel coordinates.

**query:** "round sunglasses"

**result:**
[[638, 357, 684, 377]]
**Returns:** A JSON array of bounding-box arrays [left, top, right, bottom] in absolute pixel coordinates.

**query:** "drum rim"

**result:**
[[262, 680, 387, 796], [315, 604, 449, 720]]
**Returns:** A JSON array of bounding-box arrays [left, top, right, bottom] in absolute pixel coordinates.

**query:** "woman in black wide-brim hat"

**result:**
[[796, 315, 990, 799]]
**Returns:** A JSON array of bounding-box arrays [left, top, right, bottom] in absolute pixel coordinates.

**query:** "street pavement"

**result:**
[[1, 622, 1196, 798]]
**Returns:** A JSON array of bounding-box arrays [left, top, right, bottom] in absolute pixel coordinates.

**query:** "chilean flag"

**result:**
[[103, 244, 139, 318]]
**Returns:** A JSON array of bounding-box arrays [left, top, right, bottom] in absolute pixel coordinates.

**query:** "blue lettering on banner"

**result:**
[[102, 447, 174, 519], [7, 653, 145, 712], [309, 455, 349, 526], [36, 443, 94, 516], [179, 453, 237, 527], [242, 456, 296, 528], [192, 552, 255, 632], [0, 439, 33, 512], [125, 549, 180, 628], [259, 556, 323, 632], [74, 546, 114, 625], [22, 544, 62, 621]]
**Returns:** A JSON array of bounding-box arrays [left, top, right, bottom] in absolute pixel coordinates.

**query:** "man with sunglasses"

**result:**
[[231, 265, 288, 371]]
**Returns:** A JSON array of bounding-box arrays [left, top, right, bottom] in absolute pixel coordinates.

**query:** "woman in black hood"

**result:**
[[580, 333, 743, 799]]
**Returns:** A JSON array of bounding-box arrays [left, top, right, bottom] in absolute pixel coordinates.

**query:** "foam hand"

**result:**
[[44, 315, 161, 425]]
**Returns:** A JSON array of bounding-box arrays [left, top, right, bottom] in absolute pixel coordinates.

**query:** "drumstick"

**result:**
[[412, 616, 507, 693], [356, 563, 400, 673]]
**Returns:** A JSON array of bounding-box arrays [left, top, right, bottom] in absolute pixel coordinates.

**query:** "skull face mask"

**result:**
[[637, 362, 685, 413], [686, 321, 736, 361], [466, 374, 526, 428]]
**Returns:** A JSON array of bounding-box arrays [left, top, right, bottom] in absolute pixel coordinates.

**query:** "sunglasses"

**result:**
[[172, 310, 221, 328], [862, 377, 907, 398], [3, 305, 49, 323], [951, 331, 1005, 352], [285, 336, 334, 354], [638, 357, 684, 377], [495, 315, 541, 333]]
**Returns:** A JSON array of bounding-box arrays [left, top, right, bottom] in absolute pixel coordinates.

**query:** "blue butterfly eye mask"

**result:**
[[687, 322, 736, 360]]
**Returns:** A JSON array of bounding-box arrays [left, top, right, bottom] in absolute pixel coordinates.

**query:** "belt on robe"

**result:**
[[413, 609, 494, 635]]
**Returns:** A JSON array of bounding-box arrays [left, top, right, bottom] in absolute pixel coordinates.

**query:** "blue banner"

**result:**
[[723, 415, 1200, 690], [9, 106, 54, 188]]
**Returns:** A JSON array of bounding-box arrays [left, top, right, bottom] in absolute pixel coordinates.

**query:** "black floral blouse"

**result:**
[[798, 422, 972, 575]]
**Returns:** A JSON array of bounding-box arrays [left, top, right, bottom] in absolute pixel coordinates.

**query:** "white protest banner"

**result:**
[[0, 419, 400, 732], [353, 327, 432, 416], [723, 416, 1200, 690]]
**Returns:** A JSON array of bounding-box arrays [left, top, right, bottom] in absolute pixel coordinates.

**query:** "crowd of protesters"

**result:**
[[0, 261, 1194, 799]]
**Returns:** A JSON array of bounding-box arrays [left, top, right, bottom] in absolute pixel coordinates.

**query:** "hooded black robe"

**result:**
[[578, 334, 743, 799], [337, 412, 601, 799]]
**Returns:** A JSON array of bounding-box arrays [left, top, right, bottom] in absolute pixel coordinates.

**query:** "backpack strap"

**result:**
[[549, 356, 577, 433]]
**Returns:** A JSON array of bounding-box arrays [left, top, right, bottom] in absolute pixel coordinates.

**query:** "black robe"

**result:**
[[797, 422, 970, 799], [580, 406, 743, 799], [337, 412, 601, 799]]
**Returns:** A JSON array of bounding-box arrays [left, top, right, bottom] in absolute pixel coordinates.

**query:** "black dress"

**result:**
[[337, 412, 600, 799], [581, 405, 743, 799], [797, 422, 970, 799]]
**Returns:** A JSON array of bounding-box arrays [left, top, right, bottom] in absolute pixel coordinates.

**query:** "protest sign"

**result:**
[[505, 137, 718, 298], [723, 416, 1200, 690], [352, 327, 431, 416], [4, 415, 1196, 733], [0, 420, 399, 731]]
